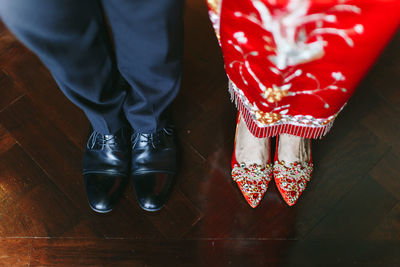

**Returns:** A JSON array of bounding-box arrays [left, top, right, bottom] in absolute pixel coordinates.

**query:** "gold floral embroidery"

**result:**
[[261, 87, 288, 103], [321, 114, 338, 125], [255, 110, 282, 124]]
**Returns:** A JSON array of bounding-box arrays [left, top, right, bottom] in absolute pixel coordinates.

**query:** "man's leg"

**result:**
[[0, 0, 127, 134], [101, 0, 184, 211], [0, 0, 131, 213], [101, 0, 184, 134]]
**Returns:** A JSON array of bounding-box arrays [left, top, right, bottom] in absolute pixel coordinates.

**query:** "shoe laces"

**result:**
[[132, 126, 174, 149], [87, 131, 116, 150]]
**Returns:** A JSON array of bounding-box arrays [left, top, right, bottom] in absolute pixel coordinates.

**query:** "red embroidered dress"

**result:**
[[207, 0, 400, 139]]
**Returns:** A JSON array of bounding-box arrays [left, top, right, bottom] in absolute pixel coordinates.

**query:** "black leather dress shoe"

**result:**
[[83, 127, 131, 213], [131, 126, 178, 211]]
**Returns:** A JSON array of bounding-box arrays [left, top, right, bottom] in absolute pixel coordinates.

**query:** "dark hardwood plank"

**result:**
[[370, 150, 400, 200], [369, 202, 400, 241], [0, 238, 394, 266], [178, 139, 234, 212], [176, 83, 236, 160], [0, 145, 82, 237], [0, 96, 88, 211], [0, 239, 32, 266], [282, 239, 400, 267], [0, 24, 24, 63], [0, 144, 36, 212], [176, 0, 234, 160], [294, 125, 389, 238], [60, 220, 100, 239], [0, 123, 15, 155], [2, 49, 88, 149], [305, 175, 397, 239], [28, 238, 289, 267], [83, 194, 164, 239], [182, 140, 250, 238], [0, 69, 25, 112], [144, 189, 203, 239], [360, 97, 400, 158], [366, 30, 400, 111]]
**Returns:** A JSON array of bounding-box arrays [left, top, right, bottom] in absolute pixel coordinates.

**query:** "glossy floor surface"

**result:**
[[0, 1, 399, 266]]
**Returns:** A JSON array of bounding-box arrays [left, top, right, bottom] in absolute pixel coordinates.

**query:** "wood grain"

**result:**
[[0, 1, 399, 265]]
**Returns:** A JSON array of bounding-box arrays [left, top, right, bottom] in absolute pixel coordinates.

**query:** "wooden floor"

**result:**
[[1, 1, 400, 266]]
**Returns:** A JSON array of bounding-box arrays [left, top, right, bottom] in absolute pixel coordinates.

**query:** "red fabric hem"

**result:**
[[230, 85, 335, 139]]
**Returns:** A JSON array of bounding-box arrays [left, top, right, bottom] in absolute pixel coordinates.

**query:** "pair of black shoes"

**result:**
[[82, 125, 177, 213]]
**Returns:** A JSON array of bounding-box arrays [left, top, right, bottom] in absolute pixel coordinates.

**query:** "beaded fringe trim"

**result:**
[[228, 81, 336, 139]]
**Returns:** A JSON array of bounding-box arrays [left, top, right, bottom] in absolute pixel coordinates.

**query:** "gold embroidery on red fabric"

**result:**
[[255, 110, 282, 124], [229, 80, 341, 128], [225, 0, 363, 118], [261, 86, 288, 103]]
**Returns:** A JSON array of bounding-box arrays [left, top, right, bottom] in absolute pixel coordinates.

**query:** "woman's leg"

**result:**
[[277, 134, 311, 165], [274, 134, 313, 206], [231, 113, 273, 208]]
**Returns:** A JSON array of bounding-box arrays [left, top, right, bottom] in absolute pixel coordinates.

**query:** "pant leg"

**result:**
[[0, 0, 128, 134], [101, 0, 184, 133]]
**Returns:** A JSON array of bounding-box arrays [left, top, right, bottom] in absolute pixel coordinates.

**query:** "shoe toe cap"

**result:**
[[132, 172, 174, 212], [84, 173, 127, 213]]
